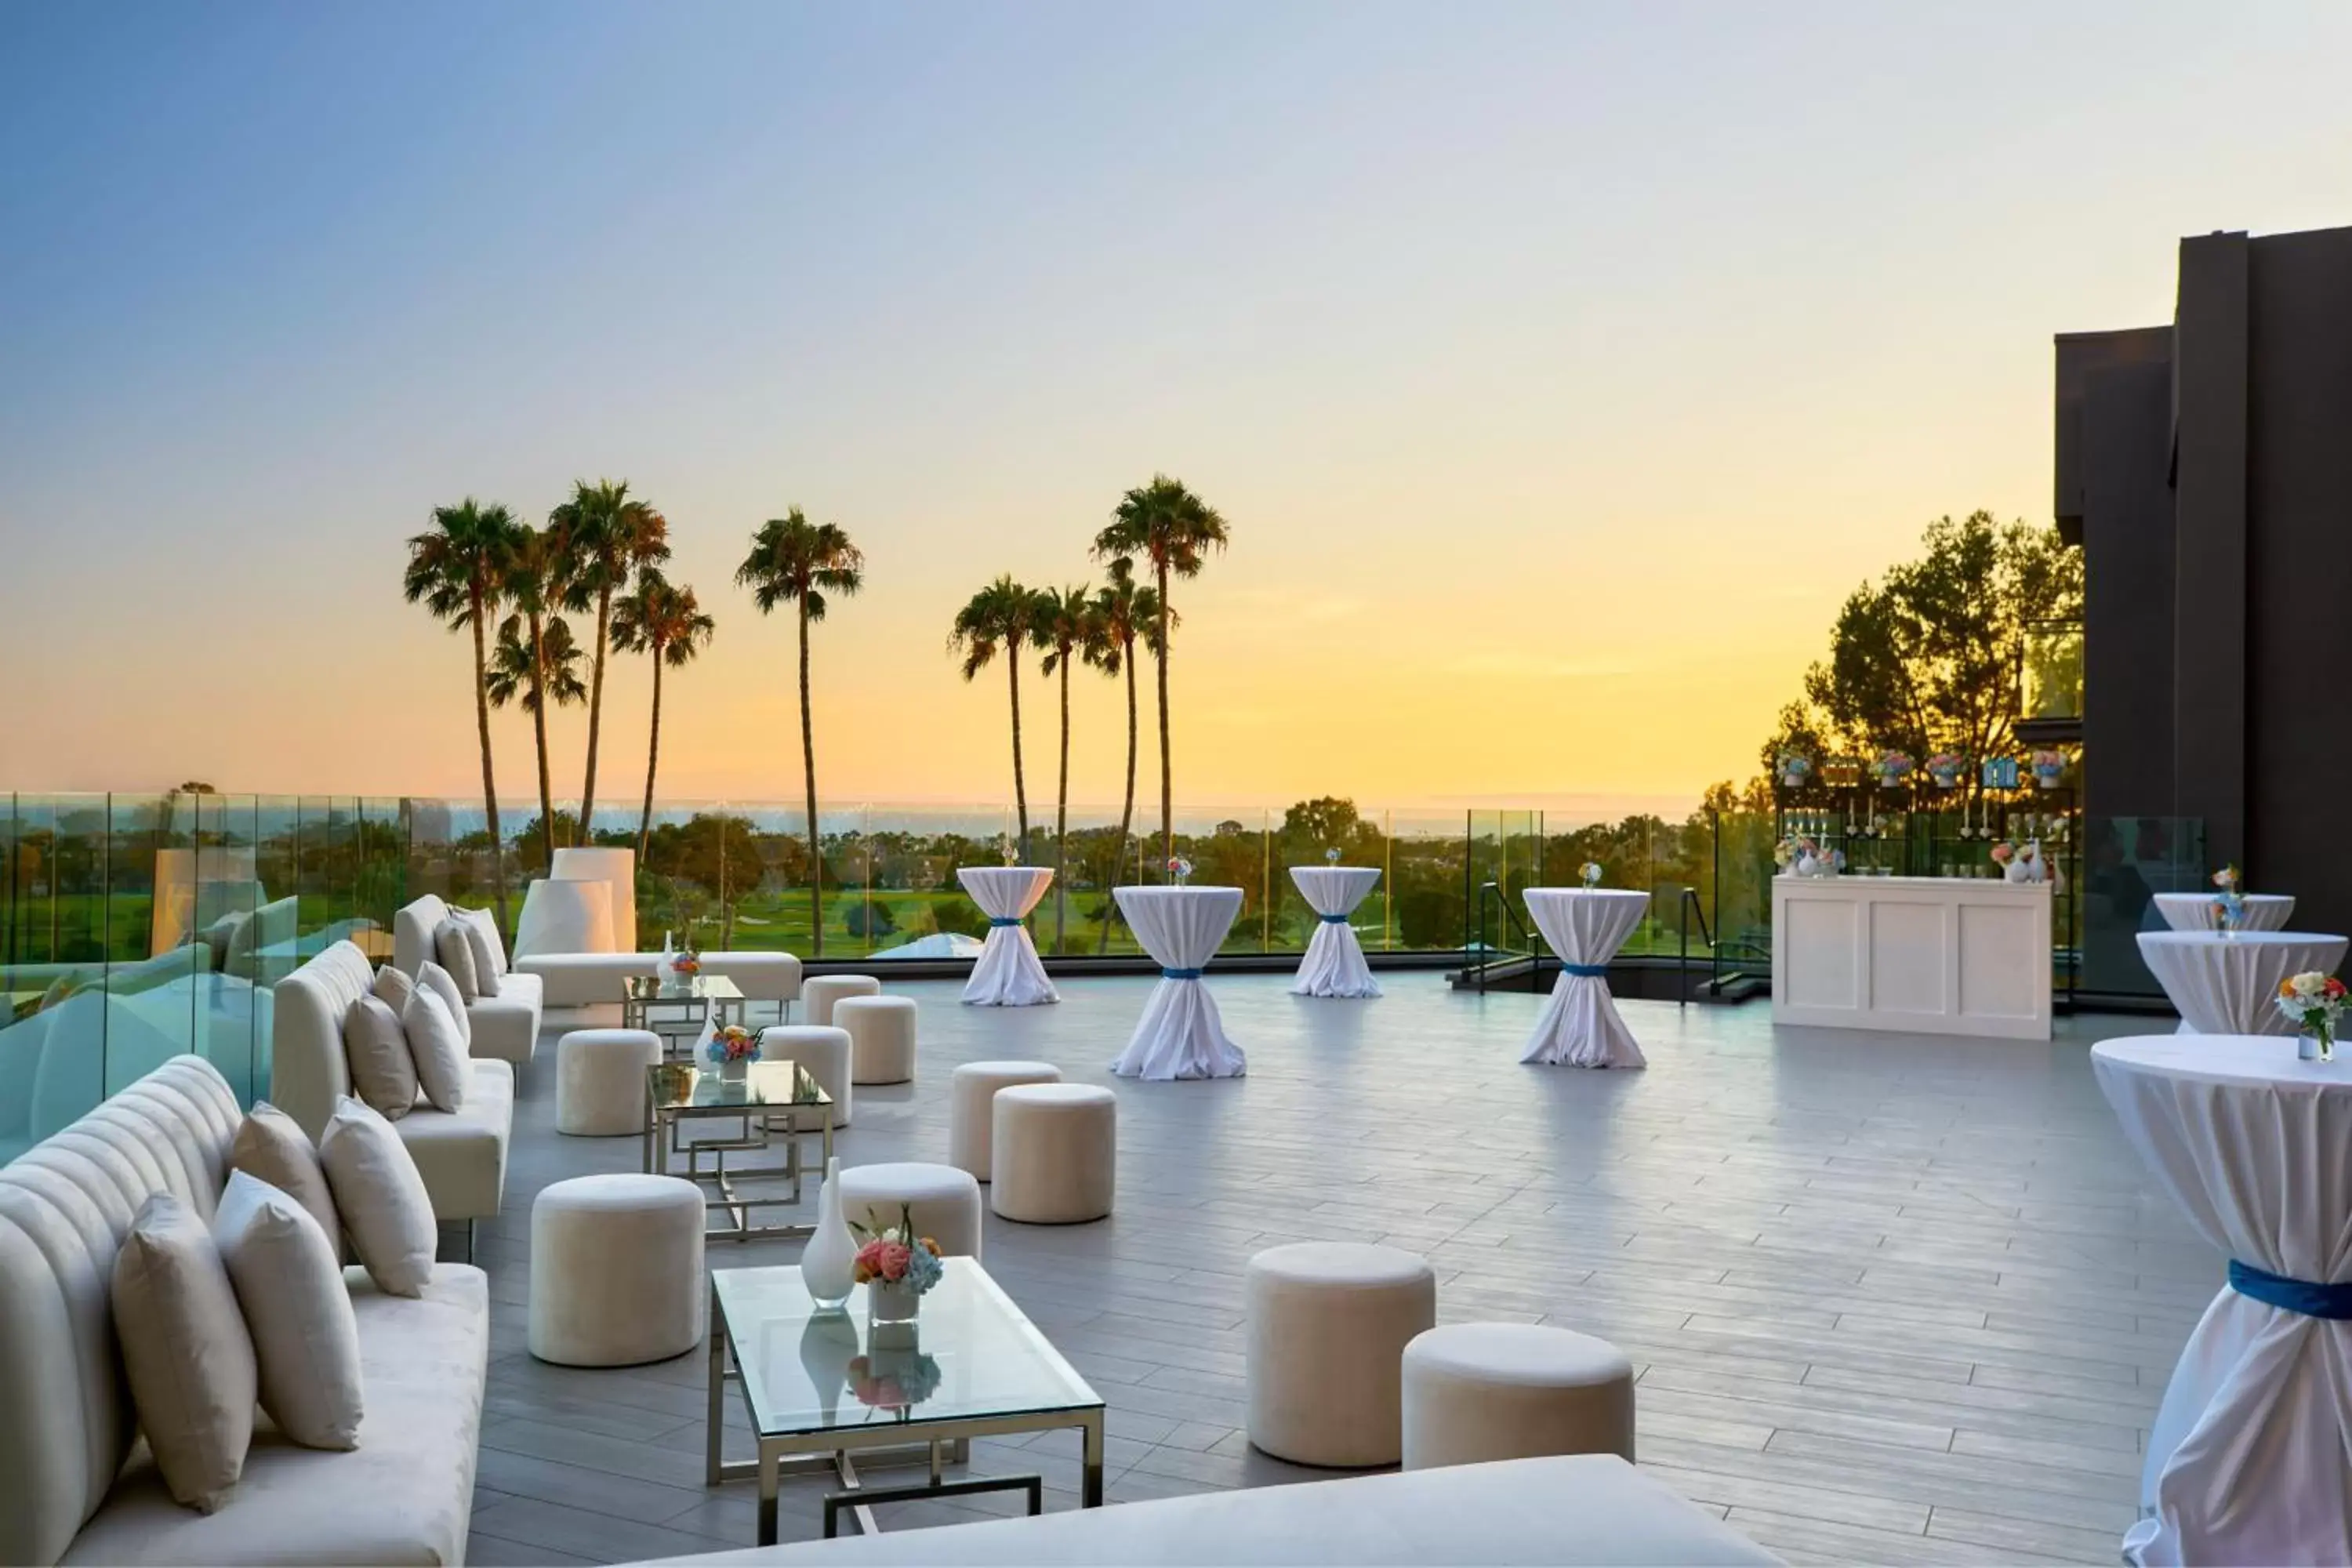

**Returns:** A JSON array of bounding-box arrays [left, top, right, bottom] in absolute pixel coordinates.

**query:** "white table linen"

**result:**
[[1109, 886, 1247, 1080], [957, 866, 1060, 1007], [1520, 889, 1650, 1069], [2091, 1034, 2352, 1567], [1287, 866, 1382, 1000], [2136, 930, 2349, 1034], [2153, 891, 2296, 932]]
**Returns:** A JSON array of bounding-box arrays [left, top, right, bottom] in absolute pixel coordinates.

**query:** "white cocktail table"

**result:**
[[1109, 886, 1246, 1080], [1287, 866, 1381, 999], [957, 866, 1059, 1007], [2136, 929, 2348, 1034], [2152, 891, 2295, 932], [1520, 889, 1650, 1069], [2091, 1034, 2352, 1567]]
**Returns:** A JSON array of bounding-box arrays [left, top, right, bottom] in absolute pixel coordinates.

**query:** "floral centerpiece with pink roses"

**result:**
[[852, 1203, 946, 1322]]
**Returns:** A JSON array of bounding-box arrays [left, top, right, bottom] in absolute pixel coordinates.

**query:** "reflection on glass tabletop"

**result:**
[[714, 1258, 1101, 1438], [646, 1060, 829, 1112], [624, 973, 746, 1001]]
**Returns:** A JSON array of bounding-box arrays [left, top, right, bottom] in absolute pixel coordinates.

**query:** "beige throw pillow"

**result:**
[[461, 922, 502, 997], [212, 1171, 364, 1450], [401, 985, 469, 1112], [343, 995, 417, 1120], [416, 959, 471, 1047], [111, 1192, 257, 1512], [228, 1102, 343, 1262], [318, 1096, 437, 1297], [432, 920, 481, 1002], [457, 906, 507, 981], [372, 963, 416, 1014]]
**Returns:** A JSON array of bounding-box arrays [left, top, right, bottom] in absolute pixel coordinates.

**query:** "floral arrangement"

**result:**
[[2030, 749, 2067, 789], [1777, 751, 1813, 788], [2211, 865, 2247, 931], [1323, 846, 1341, 866], [2276, 972, 2347, 1062], [1773, 836, 1800, 869], [1167, 856, 1193, 887], [851, 1203, 946, 1297], [1989, 841, 2014, 868], [1926, 752, 1965, 788], [998, 833, 1018, 867], [1872, 749, 1914, 787], [706, 1023, 757, 1065], [1578, 861, 1603, 888], [848, 1349, 942, 1413], [672, 951, 702, 978], [2212, 864, 2243, 894]]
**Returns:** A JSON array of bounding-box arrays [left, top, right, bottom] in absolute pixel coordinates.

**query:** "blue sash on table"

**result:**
[[1560, 963, 1610, 977], [2229, 1260, 2352, 1319], [1161, 967, 1203, 980]]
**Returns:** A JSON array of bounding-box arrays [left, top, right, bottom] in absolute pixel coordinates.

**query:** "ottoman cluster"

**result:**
[[947, 1060, 1116, 1224], [1243, 1241, 1635, 1472]]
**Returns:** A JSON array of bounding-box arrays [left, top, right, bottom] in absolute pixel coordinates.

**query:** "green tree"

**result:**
[[1080, 559, 1167, 950], [1033, 581, 1092, 952], [402, 498, 520, 935], [1764, 512, 2082, 788], [1091, 475, 1230, 866], [492, 523, 579, 866], [551, 479, 670, 841], [737, 509, 864, 956], [609, 568, 715, 863], [949, 575, 1044, 859]]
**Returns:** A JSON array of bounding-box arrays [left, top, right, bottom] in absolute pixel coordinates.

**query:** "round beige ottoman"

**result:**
[[760, 1024, 853, 1127], [837, 1161, 983, 1259], [803, 974, 880, 1029], [949, 1060, 1063, 1179], [992, 1084, 1116, 1224], [1402, 1323, 1635, 1470], [555, 1029, 661, 1136], [528, 1174, 706, 1367], [838, 994, 917, 1085], [1246, 1242, 1436, 1468]]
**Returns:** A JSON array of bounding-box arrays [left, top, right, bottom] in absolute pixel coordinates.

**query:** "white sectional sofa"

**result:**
[[645, 1454, 1777, 1566], [273, 940, 512, 1227], [0, 1055, 491, 1566], [518, 949, 804, 1013], [392, 895, 543, 1068]]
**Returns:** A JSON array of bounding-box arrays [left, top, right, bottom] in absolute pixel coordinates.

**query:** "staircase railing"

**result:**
[[1470, 880, 1542, 993]]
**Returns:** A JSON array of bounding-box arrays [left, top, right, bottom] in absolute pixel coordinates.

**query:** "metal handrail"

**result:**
[[1678, 884, 1714, 1007], [1472, 880, 1541, 993]]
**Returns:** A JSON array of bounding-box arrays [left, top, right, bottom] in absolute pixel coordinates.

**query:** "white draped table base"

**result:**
[[2092, 1035, 2352, 1567], [1109, 886, 1247, 1080], [2153, 892, 2296, 933], [2136, 930, 2349, 1036], [958, 866, 1059, 1007], [1519, 889, 1650, 1069], [1288, 866, 1382, 1000]]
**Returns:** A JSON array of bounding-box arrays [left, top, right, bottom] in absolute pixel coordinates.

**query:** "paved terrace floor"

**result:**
[[465, 973, 2201, 1567]]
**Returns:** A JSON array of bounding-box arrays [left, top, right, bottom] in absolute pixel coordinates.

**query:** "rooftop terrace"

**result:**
[[466, 973, 2194, 1566]]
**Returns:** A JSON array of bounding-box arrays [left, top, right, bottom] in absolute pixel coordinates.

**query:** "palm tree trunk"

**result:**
[[1100, 644, 1138, 954], [528, 609, 556, 867], [1007, 657, 1029, 859], [637, 648, 663, 864], [1155, 561, 1173, 867], [1054, 652, 1071, 953], [470, 583, 509, 939], [580, 587, 612, 841], [799, 599, 822, 957]]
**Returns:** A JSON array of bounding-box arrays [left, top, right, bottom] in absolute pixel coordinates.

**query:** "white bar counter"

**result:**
[[1772, 874, 2052, 1040]]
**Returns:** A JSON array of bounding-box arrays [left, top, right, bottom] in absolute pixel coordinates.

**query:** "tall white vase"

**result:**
[[800, 1157, 857, 1309]]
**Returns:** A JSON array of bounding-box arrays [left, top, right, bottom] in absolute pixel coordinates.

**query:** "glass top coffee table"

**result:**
[[645, 1062, 833, 1241], [707, 1258, 1105, 1542], [623, 973, 750, 1054]]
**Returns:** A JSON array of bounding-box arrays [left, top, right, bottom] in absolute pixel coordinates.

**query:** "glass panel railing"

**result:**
[[2078, 815, 2208, 996]]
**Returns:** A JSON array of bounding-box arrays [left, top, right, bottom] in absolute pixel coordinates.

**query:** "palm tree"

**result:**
[[1091, 475, 1229, 866], [610, 569, 715, 862], [485, 612, 589, 865], [402, 499, 520, 936], [949, 575, 1045, 861], [1081, 559, 1169, 951], [737, 510, 864, 957], [497, 524, 577, 866], [1033, 582, 1093, 952], [550, 479, 670, 843]]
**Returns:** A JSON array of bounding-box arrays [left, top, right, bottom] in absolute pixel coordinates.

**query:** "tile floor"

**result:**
[[464, 973, 2198, 1566]]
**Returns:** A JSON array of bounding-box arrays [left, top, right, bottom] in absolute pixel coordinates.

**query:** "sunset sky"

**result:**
[[3, 3, 2346, 822]]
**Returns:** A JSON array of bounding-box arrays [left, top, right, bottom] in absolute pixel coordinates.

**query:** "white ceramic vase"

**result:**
[[800, 1157, 857, 1310]]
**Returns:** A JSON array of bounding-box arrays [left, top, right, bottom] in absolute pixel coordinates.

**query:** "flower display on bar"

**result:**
[[1777, 751, 1813, 789], [2276, 972, 2347, 1062], [2029, 749, 2067, 789], [1873, 749, 1914, 788], [1926, 752, 1965, 788]]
